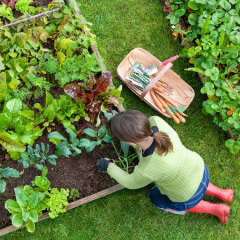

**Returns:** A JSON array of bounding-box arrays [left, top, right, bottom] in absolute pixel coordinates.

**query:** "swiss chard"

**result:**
[[64, 70, 123, 122]]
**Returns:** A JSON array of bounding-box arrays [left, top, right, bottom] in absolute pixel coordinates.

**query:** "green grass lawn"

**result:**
[[1, 0, 239, 239]]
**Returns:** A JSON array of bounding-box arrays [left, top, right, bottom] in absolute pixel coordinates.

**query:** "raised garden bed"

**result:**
[[0, 0, 131, 236]]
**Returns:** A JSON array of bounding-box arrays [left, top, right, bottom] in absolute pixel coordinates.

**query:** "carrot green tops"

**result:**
[[107, 116, 205, 202]]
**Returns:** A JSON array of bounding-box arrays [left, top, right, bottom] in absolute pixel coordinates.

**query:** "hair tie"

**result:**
[[151, 131, 154, 137]]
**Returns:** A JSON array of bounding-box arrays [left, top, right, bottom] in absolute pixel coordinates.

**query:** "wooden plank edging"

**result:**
[[70, 0, 107, 71]]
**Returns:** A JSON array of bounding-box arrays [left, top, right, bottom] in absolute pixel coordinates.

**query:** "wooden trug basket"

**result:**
[[117, 47, 195, 118]]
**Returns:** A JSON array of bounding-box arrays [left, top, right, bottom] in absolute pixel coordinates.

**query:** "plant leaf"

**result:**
[[5, 98, 22, 118], [15, 187, 27, 208], [25, 218, 35, 233], [95, 70, 112, 94], [98, 125, 107, 139], [48, 131, 66, 140], [20, 110, 35, 120], [0, 132, 26, 152], [103, 135, 113, 143], [0, 180, 6, 194], [0, 72, 7, 101], [83, 128, 97, 137], [29, 209, 39, 223], [12, 213, 23, 228], [28, 193, 38, 209], [64, 83, 82, 99], [5, 199, 20, 213], [0, 167, 20, 178], [56, 51, 65, 66]]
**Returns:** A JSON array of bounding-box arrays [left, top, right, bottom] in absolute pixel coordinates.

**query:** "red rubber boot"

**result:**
[[186, 200, 230, 224], [206, 182, 234, 203]]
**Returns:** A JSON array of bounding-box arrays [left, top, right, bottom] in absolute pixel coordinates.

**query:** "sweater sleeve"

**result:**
[[107, 163, 152, 189]]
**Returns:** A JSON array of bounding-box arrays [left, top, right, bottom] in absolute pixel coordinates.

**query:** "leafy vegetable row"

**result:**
[[165, 0, 240, 154]]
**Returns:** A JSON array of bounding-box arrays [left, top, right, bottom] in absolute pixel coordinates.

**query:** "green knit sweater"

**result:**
[[107, 116, 205, 202]]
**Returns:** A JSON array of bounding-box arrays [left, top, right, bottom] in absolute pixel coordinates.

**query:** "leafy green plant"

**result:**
[[25, 73, 52, 99], [46, 187, 69, 219], [64, 70, 123, 123], [18, 143, 58, 171], [15, 0, 36, 15], [0, 98, 43, 159], [48, 129, 82, 157], [111, 140, 138, 172], [31, 166, 50, 193], [166, 0, 240, 153], [103, 111, 138, 172], [69, 188, 80, 201], [4, 185, 48, 233], [225, 138, 240, 154], [33, 92, 87, 133], [38, 50, 103, 88], [79, 125, 113, 152], [0, 164, 19, 193], [5, 166, 71, 232], [0, 3, 14, 22]]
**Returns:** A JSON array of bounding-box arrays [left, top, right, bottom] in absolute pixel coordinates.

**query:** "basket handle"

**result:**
[[140, 62, 173, 100]]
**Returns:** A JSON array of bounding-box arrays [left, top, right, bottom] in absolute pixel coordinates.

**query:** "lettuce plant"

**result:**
[[15, 0, 36, 15], [5, 166, 71, 232], [64, 70, 123, 123], [0, 98, 43, 159], [46, 188, 69, 219], [0, 4, 14, 22], [5, 185, 48, 233]]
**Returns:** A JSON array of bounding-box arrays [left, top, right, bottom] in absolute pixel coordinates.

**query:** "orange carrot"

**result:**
[[152, 85, 164, 93], [165, 100, 186, 123], [154, 93, 180, 124], [154, 91, 167, 108], [150, 90, 166, 113], [174, 112, 185, 123]]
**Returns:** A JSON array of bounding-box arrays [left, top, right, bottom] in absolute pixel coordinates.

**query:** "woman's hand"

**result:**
[[97, 158, 113, 172]]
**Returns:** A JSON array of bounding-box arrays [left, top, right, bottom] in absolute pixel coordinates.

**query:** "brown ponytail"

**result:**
[[110, 110, 173, 156], [153, 132, 173, 156]]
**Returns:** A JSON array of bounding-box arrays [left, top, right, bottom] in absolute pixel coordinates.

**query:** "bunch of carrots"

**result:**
[[150, 84, 186, 124]]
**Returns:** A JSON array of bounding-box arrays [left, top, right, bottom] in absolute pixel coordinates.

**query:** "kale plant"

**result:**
[[18, 143, 58, 171]]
